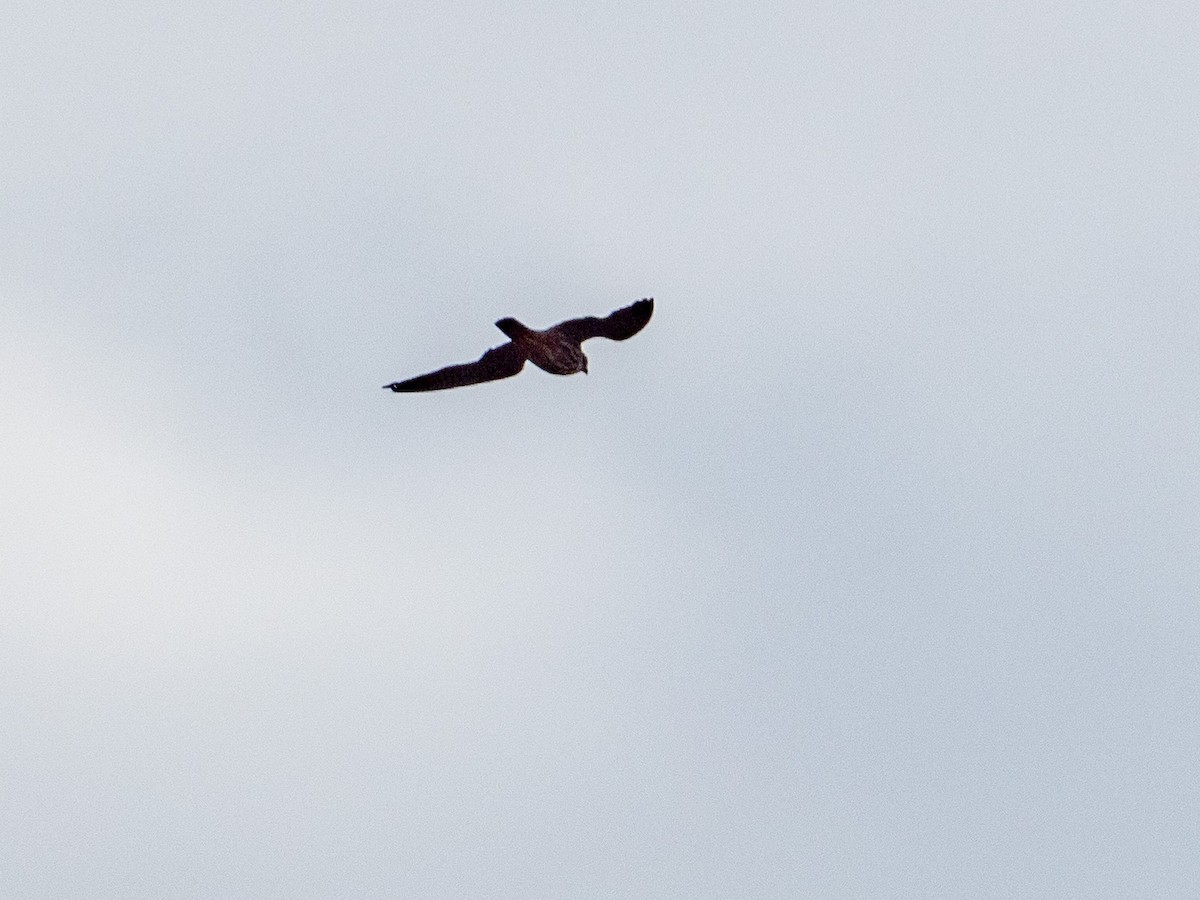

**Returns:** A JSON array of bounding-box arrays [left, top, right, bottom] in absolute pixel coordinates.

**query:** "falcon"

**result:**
[[384, 297, 653, 392]]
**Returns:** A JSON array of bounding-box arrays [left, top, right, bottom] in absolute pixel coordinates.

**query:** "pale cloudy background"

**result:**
[[3, 2, 1198, 896]]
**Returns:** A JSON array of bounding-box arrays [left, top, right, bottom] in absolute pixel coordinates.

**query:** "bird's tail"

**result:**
[[495, 317, 530, 340]]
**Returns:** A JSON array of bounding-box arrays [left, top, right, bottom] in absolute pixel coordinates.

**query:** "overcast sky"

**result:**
[[3, 2, 1199, 896]]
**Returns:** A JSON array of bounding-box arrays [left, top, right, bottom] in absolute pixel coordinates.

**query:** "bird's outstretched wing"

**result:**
[[552, 297, 654, 344], [384, 342, 526, 392]]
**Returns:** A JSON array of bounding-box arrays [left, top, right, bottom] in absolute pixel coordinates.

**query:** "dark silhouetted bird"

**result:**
[[384, 297, 653, 392]]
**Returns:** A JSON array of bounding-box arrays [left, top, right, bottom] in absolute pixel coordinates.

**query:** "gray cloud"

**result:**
[[3, 1, 1198, 896]]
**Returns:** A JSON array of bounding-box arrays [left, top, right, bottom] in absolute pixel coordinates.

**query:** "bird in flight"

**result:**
[[384, 297, 653, 392]]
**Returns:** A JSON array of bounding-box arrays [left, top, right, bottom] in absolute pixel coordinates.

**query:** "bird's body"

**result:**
[[516, 328, 590, 376], [384, 298, 653, 393]]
